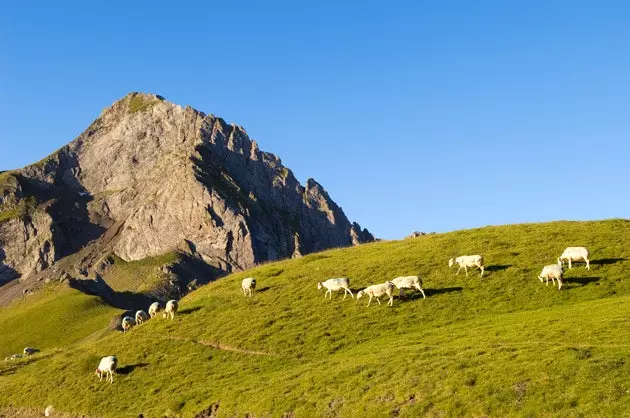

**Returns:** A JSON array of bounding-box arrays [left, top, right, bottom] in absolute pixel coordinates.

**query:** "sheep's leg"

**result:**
[[456, 266, 462, 275], [376, 297, 381, 306], [347, 288, 354, 299], [367, 295, 372, 307], [568, 259, 572, 269], [342, 290, 347, 301], [325, 289, 330, 299], [388, 295, 393, 306], [558, 279, 563, 290], [464, 266, 469, 277], [479, 265, 484, 278], [419, 288, 426, 299], [586, 259, 590, 270]]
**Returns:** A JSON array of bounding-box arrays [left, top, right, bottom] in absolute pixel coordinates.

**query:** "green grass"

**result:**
[[1, 219, 629, 416], [102, 252, 180, 293], [0, 196, 38, 224], [128, 95, 159, 113], [0, 286, 120, 356]]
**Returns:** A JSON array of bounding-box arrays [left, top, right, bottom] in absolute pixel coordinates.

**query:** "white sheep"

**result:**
[[449, 255, 485, 278], [391, 276, 426, 299], [95, 355, 117, 384], [357, 282, 395, 307], [23, 347, 38, 356], [558, 247, 590, 270], [121, 316, 136, 333], [163, 299, 178, 320], [241, 277, 257, 297], [148, 302, 161, 318], [135, 310, 149, 325], [539, 264, 565, 290], [317, 278, 354, 300]]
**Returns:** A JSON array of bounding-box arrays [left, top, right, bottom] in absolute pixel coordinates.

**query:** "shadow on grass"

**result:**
[[179, 306, 203, 315], [424, 287, 464, 297], [117, 363, 149, 375], [568, 277, 600, 287], [591, 258, 626, 266], [256, 286, 271, 293], [486, 265, 511, 273]]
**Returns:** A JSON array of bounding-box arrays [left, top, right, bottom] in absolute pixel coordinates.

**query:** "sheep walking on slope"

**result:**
[[95, 355, 117, 384], [163, 300, 178, 320], [558, 247, 590, 270], [241, 278, 257, 297], [148, 302, 161, 318], [539, 264, 564, 290], [317, 278, 354, 300], [391, 276, 426, 299], [449, 255, 485, 278], [135, 310, 149, 325], [357, 282, 395, 307], [121, 316, 136, 333]]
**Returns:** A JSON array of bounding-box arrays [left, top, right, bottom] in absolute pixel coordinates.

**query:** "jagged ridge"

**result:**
[[0, 93, 373, 302]]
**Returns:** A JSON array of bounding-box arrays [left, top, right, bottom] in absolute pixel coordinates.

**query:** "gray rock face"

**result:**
[[0, 93, 373, 288]]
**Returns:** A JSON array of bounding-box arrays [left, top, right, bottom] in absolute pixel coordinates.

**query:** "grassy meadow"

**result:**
[[1, 219, 629, 417]]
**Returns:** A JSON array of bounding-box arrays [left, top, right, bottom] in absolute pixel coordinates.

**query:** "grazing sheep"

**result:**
[[135, 310, 149, 325], [23, 347, 38, 356], [148, 301, 161, 318], [121, 316, 136, 333], [539, 264, 565, 290], [391, 276, 426, 299], [95, 355, 117, 384], [5, 354, 23, 361], [317, 278, 354, 300], [163, 299, 178, 320], [449, 255, 485, 278], [241, 277, 257, 297], [357, 282, 395, 307], [558, 247, 590, 270]]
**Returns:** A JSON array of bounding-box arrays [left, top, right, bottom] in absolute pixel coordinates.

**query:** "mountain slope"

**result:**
[[1, 220, 628, 416], [0, 93, 372, 304]]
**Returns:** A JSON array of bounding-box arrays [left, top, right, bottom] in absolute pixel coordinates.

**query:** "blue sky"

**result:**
[[1, 1, 629, 239]]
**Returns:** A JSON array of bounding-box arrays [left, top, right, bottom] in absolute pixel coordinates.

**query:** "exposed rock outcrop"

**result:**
[[0, 93, 373, 294]]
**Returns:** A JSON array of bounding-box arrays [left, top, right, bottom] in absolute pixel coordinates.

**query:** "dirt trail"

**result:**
[[166, 336, 277, 356]]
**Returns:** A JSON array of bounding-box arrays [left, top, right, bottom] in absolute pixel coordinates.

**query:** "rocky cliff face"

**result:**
[[0, 93, 373, 291]]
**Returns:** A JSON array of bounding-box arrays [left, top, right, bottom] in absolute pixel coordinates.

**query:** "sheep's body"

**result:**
[[164, 299, 178, 320], [449, 255, 485, 278], [135, 310, 149, 325], [357, 282, 395, 307], [317, 278, 354, 300], [148, 302, 161, 318], [391, 276, 426, 299], [241, 278, 257, 297], [23, 347, 37, 356], [558, 247, 590, 270], [121, 316, 136, 333], [539, 264, 564, 290], [95, 355, 117, 384]]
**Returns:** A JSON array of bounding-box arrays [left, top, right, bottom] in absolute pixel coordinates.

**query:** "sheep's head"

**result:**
[[356, 290, 365, 299], [448, 258, 455, 268], [538, 275, 544, 283], [95, 368, 101, 378], [317, 282, 322, 290], [557, 258, 563, 266]]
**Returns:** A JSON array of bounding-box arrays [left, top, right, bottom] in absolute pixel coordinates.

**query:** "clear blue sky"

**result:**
[[1, 1, 629, 239]]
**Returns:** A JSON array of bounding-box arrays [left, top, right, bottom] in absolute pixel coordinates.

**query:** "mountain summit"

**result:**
[[0, 93, 372, 295]]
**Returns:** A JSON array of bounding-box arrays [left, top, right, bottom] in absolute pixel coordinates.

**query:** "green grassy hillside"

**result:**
[[1, 220, 629, 417]]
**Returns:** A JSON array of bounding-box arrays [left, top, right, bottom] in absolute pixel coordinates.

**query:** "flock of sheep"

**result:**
[[9, 246, 591, 385]]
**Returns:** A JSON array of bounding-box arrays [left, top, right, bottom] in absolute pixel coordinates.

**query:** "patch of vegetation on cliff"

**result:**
[[0, 197, 38, 224], [128, 95, 159, 114]]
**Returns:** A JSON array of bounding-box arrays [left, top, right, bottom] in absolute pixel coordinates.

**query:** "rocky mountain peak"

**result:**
[[0, 93, 373, 300]]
